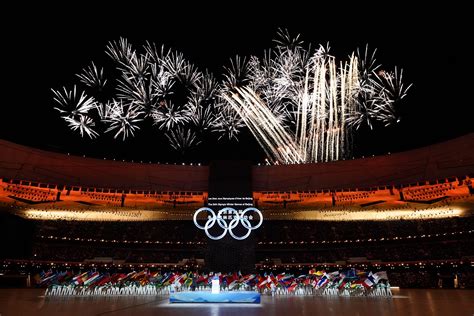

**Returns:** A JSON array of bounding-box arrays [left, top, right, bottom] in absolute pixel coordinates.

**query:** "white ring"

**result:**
[[193, 207, 263, 240]]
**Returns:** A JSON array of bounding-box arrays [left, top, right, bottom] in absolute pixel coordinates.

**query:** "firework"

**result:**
[[52, 31, 410, 160], [52, 86, 96, 117], [104, 100, 145, 140], [223, 31, 411, 164], [150, 102, 189, 130], [63, 115, 98, 139], [76, 62, 107, 90], [150, 63, 175, 99], [105, 38, 134, 66], [215, 102, 245, 141], [223, 56, 250, 89], [165, 127, 201, 153], [184, 96, 219, 132]]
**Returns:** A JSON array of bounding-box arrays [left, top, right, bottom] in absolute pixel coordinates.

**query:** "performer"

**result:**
[[211, 274, 220, 294]]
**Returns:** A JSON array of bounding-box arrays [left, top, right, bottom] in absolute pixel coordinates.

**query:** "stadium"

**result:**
[[1, 134, 473, 314], [1, 9, 473, 316]]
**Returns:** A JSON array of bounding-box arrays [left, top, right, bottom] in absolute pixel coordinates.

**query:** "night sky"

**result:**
[[1, 7, 471, 164]]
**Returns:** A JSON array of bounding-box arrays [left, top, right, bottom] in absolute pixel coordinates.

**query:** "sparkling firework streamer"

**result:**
[[184, 96, 219, 132], [116, 72, 156, 110], [121, 52, 150, 82], [176, 61, 202, 88], [196, 71, 219, 102], [52, 32, 409, 159], [150, 102, 189, 130], [54, 37, 225, 147], [223, 56, 250, 89], [165, 127, 202, 153], [223, 87, 304, 164], [163, 50, 188, 76], [106, 38, 135, 66], [273, 28, 304, 49], [150, 63, 175, 99], [371, 67, 412, 126], [214, 101, 245, 140], [76, 62, 107, 89], [95, 101, 114, 121], [52, 85, 97, 116], [63, 115, 98, 139], [224, 32, 410, 164], [104, 100, 145, 140]]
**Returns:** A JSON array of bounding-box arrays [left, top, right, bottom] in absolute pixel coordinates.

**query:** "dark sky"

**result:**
[[1, 7, 471, 164]]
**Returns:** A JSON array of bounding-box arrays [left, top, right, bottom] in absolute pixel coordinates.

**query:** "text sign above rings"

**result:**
[[193, 207, 263, 240]]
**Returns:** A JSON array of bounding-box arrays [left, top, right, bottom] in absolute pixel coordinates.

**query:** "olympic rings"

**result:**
[[193, 207, 263, 240]]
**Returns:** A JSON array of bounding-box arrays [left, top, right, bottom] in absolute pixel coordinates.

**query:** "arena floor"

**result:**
[[0, 288, 473, 315]]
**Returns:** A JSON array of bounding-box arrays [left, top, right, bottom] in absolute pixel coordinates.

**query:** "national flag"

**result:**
[[73, 272, 89, 285], [257, 276, 268, 288], [372, 271, 388, 284], [287, 281, 298, 292], [363, 277, 374, 288], [316, 276, 328, 288], [83, 272, 101, 286], [95, 274, 112, 287], [196, 274, 208, 285], [326, 271, 340, 280], [338, 280, 347, 289], [309, 270, 325, 276], [184, 277, 193, 288]]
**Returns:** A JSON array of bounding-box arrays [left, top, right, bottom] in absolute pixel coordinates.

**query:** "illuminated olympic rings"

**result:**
[[193, 207, 263, 240]]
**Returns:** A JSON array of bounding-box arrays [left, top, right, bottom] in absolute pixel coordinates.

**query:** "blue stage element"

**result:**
[[169, 291, 261, 303]]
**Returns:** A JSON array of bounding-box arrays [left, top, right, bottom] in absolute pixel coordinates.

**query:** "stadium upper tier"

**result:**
[[0, 134, 473, 192], [254, 133, 474, 191]]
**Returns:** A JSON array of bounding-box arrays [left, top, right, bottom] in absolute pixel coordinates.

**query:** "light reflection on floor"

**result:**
[[0, 288, 473, 316]]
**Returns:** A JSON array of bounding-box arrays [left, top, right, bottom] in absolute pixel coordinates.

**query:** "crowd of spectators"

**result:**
[[34, 216, 474, 244], [26, 216, 474, 264]]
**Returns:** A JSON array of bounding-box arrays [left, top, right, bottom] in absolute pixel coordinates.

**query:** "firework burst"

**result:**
[[52, 31, 410, 160], [222, 30, 411, 163], [76, 62, 107, 90], [104, 100, 145, 140], [63, 115, 98, 139], [165, 127, 202, 153], [52, 85, 96, 117], [150, 102, 189, 130]]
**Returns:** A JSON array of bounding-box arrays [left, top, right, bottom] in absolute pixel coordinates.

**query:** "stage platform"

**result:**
[[169, 291, 261, 303], [2, 289, 474, 315]]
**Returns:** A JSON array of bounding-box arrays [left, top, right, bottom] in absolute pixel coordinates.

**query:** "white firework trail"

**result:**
[[63, 115, 99, 139], [215, 101, 246, 141], [52, 85, 96, 117], [52, 32, 410, 157], [273, 28, 304, 49], [76, 62, 107, 89], [183, 95, 218, 132], [223, 87, 304, 164], [143, 41, 169, 64], [150, 63, 175, 99], [222, 31, 411, 164], [116, 71, 160, 111], [96, 100, 119, 121], [104, 100, 145, 140], [163, 51, 188, 77], [196, 71, 219, 101], [223, 56, 250, 89], [150, 102, 189, 130], [292, 53, 360, 163], [121, 52, 150, 81], [371, 67, 412, 126], [106, 38, 135, 66], [176, 62, 202, 88], [165, 127, 202, 152]]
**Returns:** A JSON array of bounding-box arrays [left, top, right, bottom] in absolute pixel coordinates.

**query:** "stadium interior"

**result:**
[[0, 134, 473, 289]]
